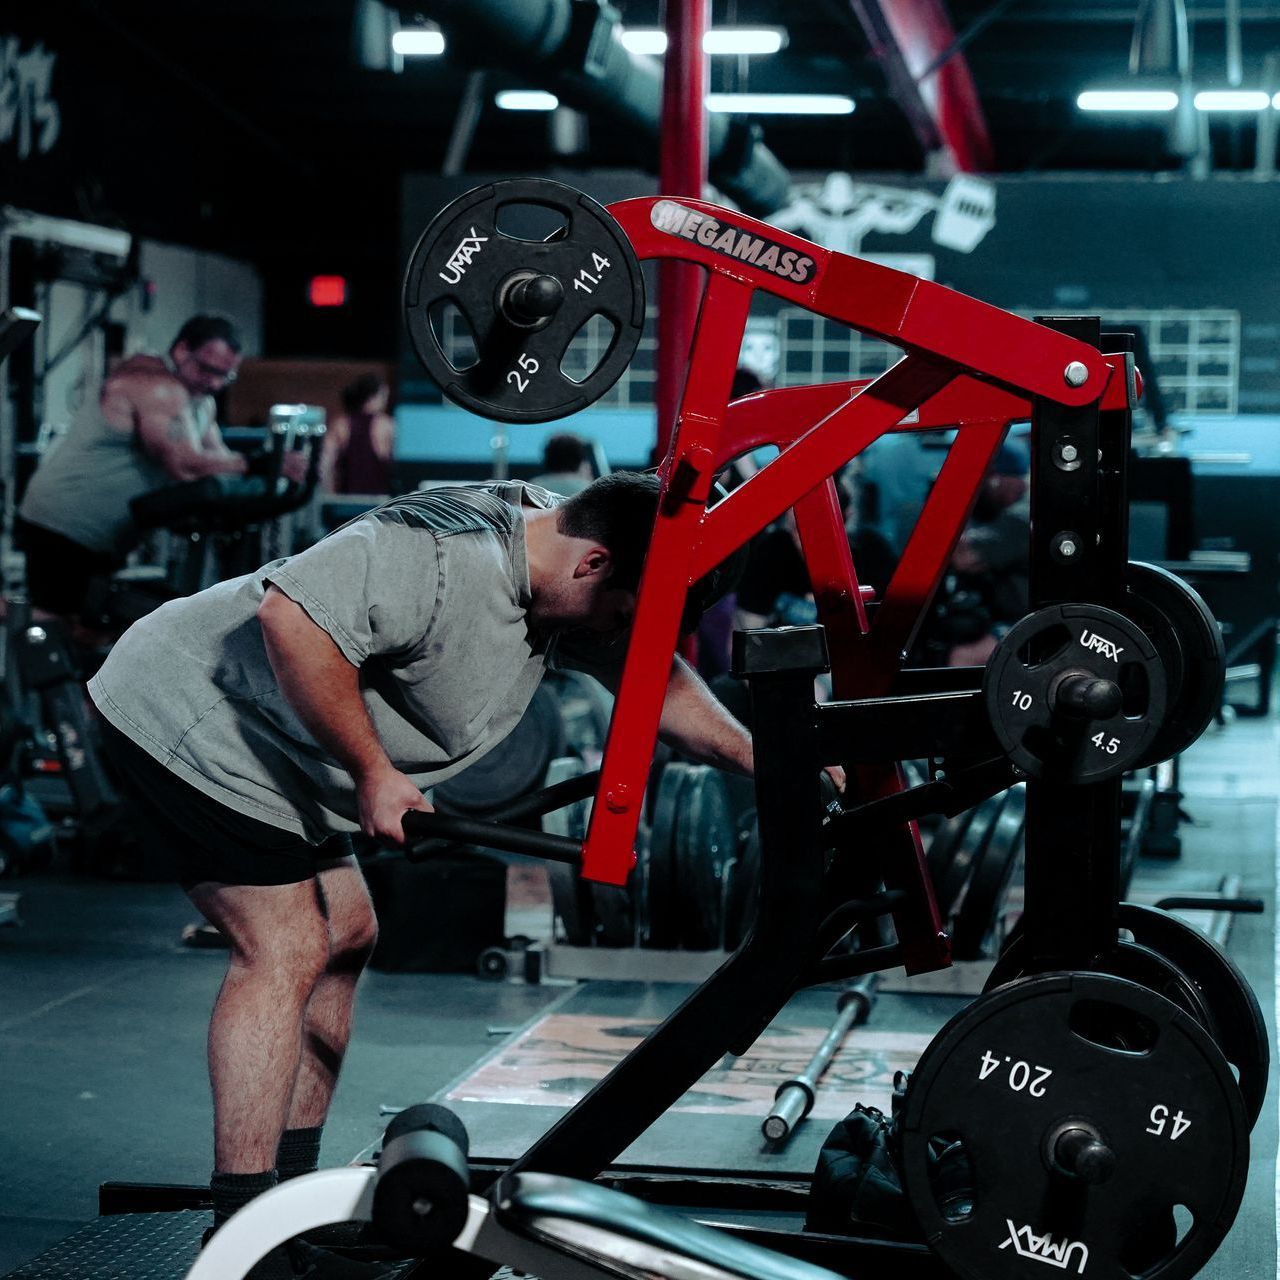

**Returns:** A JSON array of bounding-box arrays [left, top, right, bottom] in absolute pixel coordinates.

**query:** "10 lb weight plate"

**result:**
[[901, 972, 1249, 1280], [983, 603, 1167, 783], [403, 179, 645, 423]]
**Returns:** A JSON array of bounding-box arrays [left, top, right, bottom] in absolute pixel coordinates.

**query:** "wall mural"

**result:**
[[0, 36, 60, 160], [772, 171, 998, 266]]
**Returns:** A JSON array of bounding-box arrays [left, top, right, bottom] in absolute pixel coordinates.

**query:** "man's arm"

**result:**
[[656, 654, 846, 793], [257, 585, 431, 842], [657, 656, 754, 776], [135, 382, 248, 482], [199, 416, 238, 458]]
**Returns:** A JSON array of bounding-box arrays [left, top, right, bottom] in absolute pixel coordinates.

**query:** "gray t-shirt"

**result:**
[[89, 482, 583, 841]]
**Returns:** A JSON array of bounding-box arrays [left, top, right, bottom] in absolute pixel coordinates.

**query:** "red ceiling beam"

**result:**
[[847, 0, 995, 173]]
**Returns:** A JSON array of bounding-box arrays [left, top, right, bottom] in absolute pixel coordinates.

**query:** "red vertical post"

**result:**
[[654, 0, 710, 461]]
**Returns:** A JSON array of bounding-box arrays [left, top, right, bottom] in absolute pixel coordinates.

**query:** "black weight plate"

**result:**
[[950, 786, 1025, 961], [983, 603, 1167, 783], [1117, 902, 1269, 1129], [435, 682, 566, 815], [642, 761, 692, 948], [676, 767, 736, 950], [1124, 562, 1225, 767], [901, 972, 1249, 1280], [985, 934, 1216, 1037], [724, 811, 760, 951], [403, 179, 645, 424], [927, 799, 996, 925], [543, 756, 594, 947]]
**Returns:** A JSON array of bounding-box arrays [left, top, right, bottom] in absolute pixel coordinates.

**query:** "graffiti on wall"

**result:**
[[1, 37, 61, 160]]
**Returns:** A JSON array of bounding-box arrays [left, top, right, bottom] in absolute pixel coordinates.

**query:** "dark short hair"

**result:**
[[172, 315, 242, 355], [556, 470, 660, 593], [342, 373, 386, 414], [543, 432, 590, 474]]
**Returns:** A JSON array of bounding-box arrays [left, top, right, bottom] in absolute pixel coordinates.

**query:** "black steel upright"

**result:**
[[1021, 317, 1131, 970], [499, 628, 837, 1184]]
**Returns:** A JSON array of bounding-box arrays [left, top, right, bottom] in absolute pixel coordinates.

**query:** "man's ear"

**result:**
[[573, 546, 613, 580]]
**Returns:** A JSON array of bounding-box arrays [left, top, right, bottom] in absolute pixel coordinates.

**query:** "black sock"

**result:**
[[276, 1126, 323, 1182], [211, 1169, 279, 1230]]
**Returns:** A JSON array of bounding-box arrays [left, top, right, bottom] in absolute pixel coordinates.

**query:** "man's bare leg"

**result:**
[[286, 858, 378, 1130], [187, 879, 332, 1173]]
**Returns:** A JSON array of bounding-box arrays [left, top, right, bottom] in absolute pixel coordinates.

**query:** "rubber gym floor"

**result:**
[[0, 711, 1276, 1280]]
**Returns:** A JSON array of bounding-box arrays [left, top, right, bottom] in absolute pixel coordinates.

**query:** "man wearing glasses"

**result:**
[[17, 314, 250, 637]]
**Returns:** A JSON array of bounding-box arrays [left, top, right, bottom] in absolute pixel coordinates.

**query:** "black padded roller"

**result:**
[[373, 1104, 471, 1252]]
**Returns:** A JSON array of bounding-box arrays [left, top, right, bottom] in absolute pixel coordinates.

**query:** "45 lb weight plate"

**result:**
[[403, 179, 645, 423], [901, 973, 1248, 1280]]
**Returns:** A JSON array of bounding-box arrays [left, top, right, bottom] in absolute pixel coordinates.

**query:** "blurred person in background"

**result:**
[[530, 432, 595, 498], [323, 374, 396, 495]]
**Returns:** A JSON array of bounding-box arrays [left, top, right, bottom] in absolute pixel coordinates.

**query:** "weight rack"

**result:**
[[387, 183, 1194, 1260], [42, 182, 1260, 1280]]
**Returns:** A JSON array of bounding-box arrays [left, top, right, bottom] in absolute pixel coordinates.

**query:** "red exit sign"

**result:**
[[308, 275, 348, 307]]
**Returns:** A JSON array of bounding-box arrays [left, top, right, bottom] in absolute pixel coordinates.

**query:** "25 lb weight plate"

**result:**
[[1122, 562, 1225, 767], [985, 932, 1216, 1039], [983, 603, 1167, 783], [1115, 903, 1268, 1129], [403, 179, 645, 423], [901, 972, 1249, 1280]]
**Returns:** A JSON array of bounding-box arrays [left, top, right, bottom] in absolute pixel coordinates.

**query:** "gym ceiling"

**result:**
[[65, 0, 1280, 179]]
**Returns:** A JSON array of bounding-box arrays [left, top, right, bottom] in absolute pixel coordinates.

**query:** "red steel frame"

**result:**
[[585, 195, 1132, 974]]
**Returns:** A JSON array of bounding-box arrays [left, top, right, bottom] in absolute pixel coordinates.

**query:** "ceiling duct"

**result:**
[[352, 0, 402, 71], [422, 0, 792, 216], [1129, 0, 1201, 163]]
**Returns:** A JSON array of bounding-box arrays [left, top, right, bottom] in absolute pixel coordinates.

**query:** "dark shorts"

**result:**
[[16, 519, 118, 618], [100, 717, 354, 887]]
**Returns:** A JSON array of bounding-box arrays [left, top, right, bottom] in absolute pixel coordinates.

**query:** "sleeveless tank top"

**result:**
[[19, 363, 211, 557], [334, 411, 392, 494]]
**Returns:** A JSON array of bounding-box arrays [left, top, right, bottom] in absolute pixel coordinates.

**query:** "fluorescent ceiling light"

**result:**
[[703, 28, 786, 55], [1193, 89, 1270, 111], [619, 27, 786, 56], [391, 29, 445, 56], [620, 29, 668, 55], [706, 93, 854, 114], [1077, 90, 1178, 112], [495, 90, 560, 111], [1275, 92, 1280, 109]]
